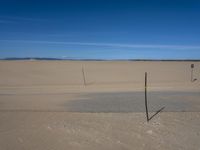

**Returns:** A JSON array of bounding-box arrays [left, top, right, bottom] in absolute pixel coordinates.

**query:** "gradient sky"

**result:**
[[0, 0, 200, 59]]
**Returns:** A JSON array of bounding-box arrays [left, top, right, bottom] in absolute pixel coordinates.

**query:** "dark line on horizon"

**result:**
[[1, 57, 200, 61]]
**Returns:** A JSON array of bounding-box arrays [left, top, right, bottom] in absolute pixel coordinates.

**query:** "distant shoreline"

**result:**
[[0, 58, 200, 61]]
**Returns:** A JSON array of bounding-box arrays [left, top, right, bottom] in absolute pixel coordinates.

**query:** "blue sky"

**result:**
[[0, 0, 200, 59]]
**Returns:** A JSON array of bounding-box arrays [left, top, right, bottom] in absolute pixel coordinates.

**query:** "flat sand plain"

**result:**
[[0, 60, 200, 150]]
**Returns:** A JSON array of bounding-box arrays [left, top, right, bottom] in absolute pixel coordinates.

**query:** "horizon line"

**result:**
[[1, 57, 200, 61]]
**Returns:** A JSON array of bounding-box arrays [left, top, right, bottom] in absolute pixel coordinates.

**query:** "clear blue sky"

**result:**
[[0, 0, 200, 59]]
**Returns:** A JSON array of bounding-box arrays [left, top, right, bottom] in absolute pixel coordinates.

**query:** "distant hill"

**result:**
[[1, 57, 63, 60], [0, 57, 200, 61]]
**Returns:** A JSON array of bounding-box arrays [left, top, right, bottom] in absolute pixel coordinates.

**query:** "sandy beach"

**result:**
[[0, 60, 200, 150]]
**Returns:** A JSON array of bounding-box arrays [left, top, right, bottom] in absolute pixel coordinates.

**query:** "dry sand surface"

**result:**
[[0, 60, 200, 91], [0, 60, 200, 150], [0, 112, 200, 150]]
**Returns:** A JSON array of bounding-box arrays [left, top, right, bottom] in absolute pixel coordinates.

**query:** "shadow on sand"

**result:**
[[148, 107, 165, 121]]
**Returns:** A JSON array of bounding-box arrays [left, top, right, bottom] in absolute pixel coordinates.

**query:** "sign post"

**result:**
[[191, 64, 194, 82], [145, 72, 149, 122], [82, 66, 86, 86]]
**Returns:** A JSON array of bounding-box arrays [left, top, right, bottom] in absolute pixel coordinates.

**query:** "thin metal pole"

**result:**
[[145, 72, 149, 122], [191, 68, 193, 82], [82, 66, 86, 86]]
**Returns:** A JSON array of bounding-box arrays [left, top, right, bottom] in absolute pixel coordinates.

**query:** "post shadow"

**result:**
[[148, 107, 165, 121]]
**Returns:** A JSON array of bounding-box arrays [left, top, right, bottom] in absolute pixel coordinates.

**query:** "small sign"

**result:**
[[191, 64, 194, 68]]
